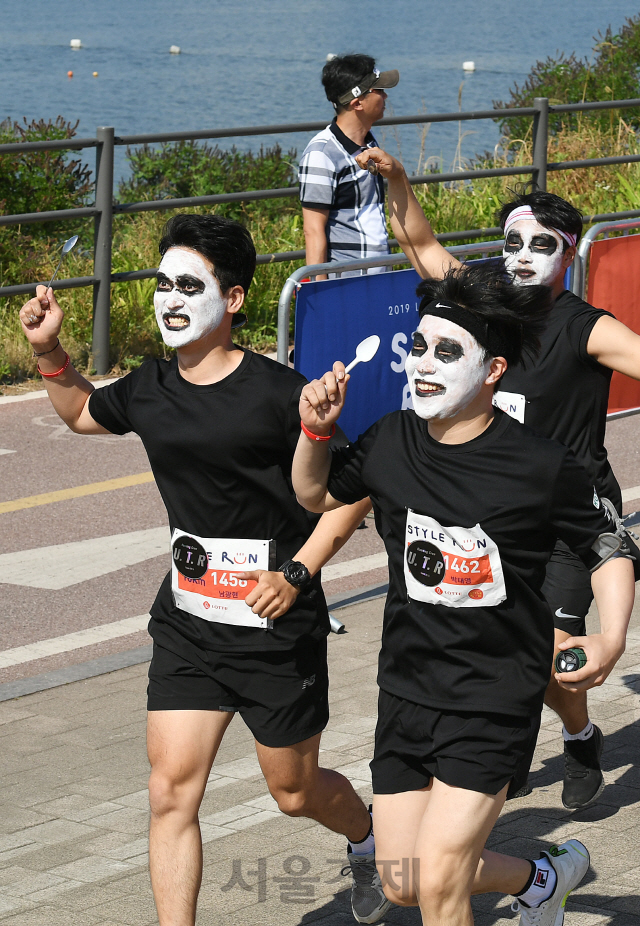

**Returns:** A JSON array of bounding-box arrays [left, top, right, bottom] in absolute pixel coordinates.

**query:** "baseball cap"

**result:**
[[336, 67, 399, 106]]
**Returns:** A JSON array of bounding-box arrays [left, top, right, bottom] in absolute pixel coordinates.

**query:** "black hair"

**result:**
[[416, 261, 552, 368], [158, 214, 256, 295], [322, 54, 376, 113], [496, 187, 583, 250]]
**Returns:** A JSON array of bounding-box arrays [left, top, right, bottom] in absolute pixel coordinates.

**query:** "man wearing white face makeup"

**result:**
[[291, 262, 634, 926], [18, 213, 391, 926], [357, 146, 640, 812]]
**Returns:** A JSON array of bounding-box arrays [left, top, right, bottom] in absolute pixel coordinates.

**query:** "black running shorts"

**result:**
[[147, 629, 329, 749], [370, 689, 540, 798], [542, 539, 592, 636]]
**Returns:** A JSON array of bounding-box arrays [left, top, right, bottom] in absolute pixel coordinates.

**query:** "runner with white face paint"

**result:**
[[17, 212, 384, 926], [356, 144, 640, 814], [154, 247, 229, 348], [292, 262, 634, 926], [502, 208, 569, 288], [405, 315, 490, 420]]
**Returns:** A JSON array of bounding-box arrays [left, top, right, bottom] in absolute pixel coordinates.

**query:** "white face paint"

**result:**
[[502, 218, 565, 287], [154, 248, 228, 348], [405, 315, 491, 420]]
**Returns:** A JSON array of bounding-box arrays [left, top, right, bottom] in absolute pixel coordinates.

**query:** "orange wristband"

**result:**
[[300, 420, 335, 441], [38, 351, 70, 378]]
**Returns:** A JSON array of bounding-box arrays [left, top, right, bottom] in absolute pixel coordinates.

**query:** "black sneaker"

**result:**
[[562, 724, 605, 810]]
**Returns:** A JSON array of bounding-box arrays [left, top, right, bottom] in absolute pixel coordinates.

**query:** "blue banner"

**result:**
[[294, 268, 422, 441]]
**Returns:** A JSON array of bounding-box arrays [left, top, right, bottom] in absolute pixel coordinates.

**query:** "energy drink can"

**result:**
[[555, 647, 587, 673]]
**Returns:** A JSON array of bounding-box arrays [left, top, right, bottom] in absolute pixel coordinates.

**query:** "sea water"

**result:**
[[2, 0, 639, 182]]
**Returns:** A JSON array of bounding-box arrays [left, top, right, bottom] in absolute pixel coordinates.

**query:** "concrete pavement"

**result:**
[[1, 384, 640, 923], [0, 595, 638, 926]]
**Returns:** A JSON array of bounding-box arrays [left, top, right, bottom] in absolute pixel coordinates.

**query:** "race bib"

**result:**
[[493, 390, 526, 424], [404, 510, 506, 608], [171, 529, 274, 629]]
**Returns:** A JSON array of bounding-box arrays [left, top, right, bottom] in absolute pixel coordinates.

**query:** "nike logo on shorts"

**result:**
[[555, 607, 582, 620]]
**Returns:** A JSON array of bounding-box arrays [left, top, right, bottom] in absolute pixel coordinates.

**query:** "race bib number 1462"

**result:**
[[404, 509, 506, 608]]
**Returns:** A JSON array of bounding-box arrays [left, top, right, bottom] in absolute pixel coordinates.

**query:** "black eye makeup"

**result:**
[[154, 273, 206, 295], [530, 234, 558, 255], [175, 274, 206, 294], [411, 332, 427, 356], [504, 231, 523, 253], [504, 230, 558, 256], [434, 339, 464, 363]]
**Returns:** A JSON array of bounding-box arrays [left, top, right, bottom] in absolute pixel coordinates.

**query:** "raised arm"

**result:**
[[355, 147, 460, 280], [292, 363, 350, 512], [586, 314, 640, 379], [19, 286, 110, 435]]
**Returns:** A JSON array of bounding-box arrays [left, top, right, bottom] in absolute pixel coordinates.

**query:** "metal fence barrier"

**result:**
[[281, 237, 640, 423], [571, 216, 640, 301], [2, 96, 640, 372]]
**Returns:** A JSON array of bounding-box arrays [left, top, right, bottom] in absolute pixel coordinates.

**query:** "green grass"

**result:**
[[2, 118, 640, 385]]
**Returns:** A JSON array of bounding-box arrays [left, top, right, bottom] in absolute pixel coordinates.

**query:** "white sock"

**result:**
[[349, 810, 375, 856], [516, 857, 558, 907], [563, 721, 593, 742]]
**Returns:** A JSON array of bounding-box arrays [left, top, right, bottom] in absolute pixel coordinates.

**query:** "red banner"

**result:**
[[587, 234, 640, 413]]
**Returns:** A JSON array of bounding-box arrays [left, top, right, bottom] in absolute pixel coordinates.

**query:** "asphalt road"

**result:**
[[2, 383, 640, 689], [0, 384, 387, 688]]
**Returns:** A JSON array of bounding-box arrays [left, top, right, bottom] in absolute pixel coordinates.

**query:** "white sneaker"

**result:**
[[511, 840, 590, 926]]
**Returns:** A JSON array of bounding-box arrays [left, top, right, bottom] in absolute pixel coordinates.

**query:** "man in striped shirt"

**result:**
[[298, 54, 399, 278]]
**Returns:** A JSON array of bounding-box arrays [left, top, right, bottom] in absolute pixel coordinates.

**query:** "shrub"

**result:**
[[494, 14, 640, 138], [119, 141, 298, 222]]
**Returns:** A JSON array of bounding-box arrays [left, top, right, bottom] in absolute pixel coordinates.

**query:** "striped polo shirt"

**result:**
[[298, 120, 389, 269]]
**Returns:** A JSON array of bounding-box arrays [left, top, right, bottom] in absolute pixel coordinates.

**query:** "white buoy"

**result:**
[[70, 38, 82, 49], [326, 53, 337, 62], [169, 45, 181, 55], [462, 61, 476, 72]]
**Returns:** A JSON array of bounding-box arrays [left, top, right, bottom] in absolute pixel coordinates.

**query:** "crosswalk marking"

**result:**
[[0, 527, 168, 589], [621, 484, 640, 503], [323, 552, 387, 581], [0, 616, 150, 669], [0, 544, 387, 667]]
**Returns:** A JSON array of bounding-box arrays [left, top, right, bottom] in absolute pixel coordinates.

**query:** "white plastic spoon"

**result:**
[[46, 235, 79, 290], [345, 334, 381, 374]]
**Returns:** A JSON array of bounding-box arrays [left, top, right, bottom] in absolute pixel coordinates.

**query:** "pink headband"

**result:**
[[504, 206, 577, 248]]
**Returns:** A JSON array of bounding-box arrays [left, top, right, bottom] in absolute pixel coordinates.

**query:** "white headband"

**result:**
[[504, 205, 577, 248]]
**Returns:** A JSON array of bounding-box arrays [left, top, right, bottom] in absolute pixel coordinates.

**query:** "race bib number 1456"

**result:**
[[404, 509, 506, 608], [171, 529, 273, 629]]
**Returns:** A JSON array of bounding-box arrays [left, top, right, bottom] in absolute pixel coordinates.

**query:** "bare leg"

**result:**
[[373, 783, 531, 924], [256, 733, 371, 841], [147, 710, 234, 926], [544, 628, 589, 734]]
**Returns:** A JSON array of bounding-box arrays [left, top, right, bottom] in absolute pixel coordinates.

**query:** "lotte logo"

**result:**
[[203, 601, 210, 609]]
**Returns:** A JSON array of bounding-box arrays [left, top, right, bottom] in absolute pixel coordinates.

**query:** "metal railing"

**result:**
[[282, 239, 640, 423], [2, 96, 640, 372], [276, 240, 506, 364], [572, 216, 640, 301]]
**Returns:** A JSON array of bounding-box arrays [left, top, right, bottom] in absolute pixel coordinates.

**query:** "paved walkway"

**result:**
[[0, 597, 638, 926]]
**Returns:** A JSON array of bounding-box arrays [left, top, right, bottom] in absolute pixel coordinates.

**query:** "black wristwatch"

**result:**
[[278, 559, 312, 592]]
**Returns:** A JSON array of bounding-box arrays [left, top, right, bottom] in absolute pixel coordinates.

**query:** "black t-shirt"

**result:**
[[88, 350, 329, 653], [497, 290, 620, 509], [327, 409, 610, 717]]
